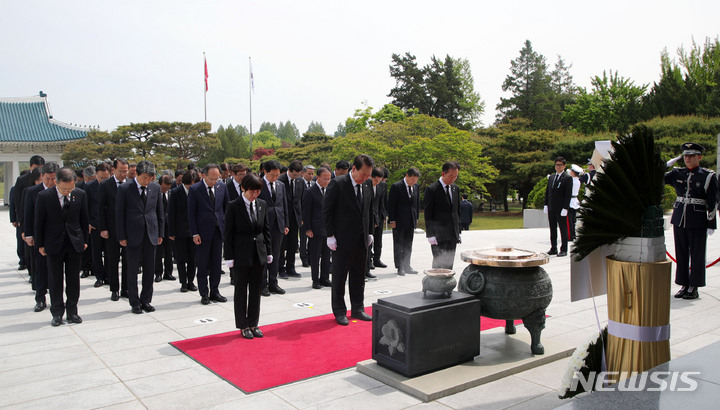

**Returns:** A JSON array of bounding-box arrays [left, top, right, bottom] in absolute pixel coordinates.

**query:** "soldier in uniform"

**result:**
[[664, 142, 717, 300]]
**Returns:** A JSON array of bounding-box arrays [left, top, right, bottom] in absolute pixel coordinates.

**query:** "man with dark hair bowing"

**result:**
[[323, 154, 375, 325], [116, 161, 164, 314], [34, 167, 89, 326], [424, 161, 462, 269]]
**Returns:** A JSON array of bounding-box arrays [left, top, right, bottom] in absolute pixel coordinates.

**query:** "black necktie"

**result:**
[[250, 201, 257, 225], [62, 195, 70, 219], [554, 174, 560, 188], [321, 187, 325, 198], [270, 182, 276, 202], [355, 184, 362, 209], [208, 186, 215, 207], [445, 185, 451, 203], [163, 192, 168, 210], [408, 185, 413, 199], [140, 186, 147, 207]]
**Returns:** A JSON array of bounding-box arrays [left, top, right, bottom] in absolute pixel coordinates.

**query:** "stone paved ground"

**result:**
[[2, 206, 720, 409]]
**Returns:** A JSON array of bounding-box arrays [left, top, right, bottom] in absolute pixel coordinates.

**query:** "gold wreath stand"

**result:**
[[606, 257, 672, 377]]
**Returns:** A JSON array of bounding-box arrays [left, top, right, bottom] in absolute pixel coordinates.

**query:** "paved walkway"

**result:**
[[2, 206, 720, 409]]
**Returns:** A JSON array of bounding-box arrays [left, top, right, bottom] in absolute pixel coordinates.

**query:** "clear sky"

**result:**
[[2, 0, 718, 134]]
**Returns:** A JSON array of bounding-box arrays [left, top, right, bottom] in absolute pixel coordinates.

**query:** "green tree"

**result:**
[[563, 70, 647, 134], [277, 120, 300, 143], [207, 124, 251, 164], [258, 121, 279, 135], [388, 52, 431, 113], [164, 122, 220, 166], [306, 121, 326, 134], [334, 122, 347, 137], [252, 130, 282, 150], [275, 132, 334, 166]]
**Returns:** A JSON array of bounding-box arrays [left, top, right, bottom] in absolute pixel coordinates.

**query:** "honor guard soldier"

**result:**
[[665, 142, 718, 299]]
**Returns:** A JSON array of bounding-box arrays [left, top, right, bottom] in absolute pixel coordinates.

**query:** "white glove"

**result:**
[[561, 209, 568, 217], [367, 234, 374, 246], [327, 236, 337, 251], [267, 255, 273, 264], [708, 229, 715, 236], [543, 205, 548, 214], [667, 155, 682, 168], [225, 260, 234, 269], [428, 236, 438, 245]]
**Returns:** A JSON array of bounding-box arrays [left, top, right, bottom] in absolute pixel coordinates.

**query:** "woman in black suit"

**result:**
[[224, 174, 272, 339]]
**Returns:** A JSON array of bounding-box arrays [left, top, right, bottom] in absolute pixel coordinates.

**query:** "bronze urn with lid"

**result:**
[[458, 247, 552, 354]]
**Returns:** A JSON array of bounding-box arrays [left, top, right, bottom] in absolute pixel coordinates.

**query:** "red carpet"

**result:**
[[171, 307, 520, 393]]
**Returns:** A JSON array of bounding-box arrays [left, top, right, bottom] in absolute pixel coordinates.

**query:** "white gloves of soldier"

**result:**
[[708, 229, 715, 236], [267, 255, 273, 264], [367, 234, 374, 247], [543, 205, 548, 214], [561, 209, 568, 217], [428, 236, 438, 245], [327, 236, 338, 251], [225, 260, 234, 269], [667, 155, 682, 168]]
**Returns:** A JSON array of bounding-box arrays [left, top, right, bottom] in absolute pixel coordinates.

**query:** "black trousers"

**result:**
[[196, 227, 223, 297], [262, 228, 284, 288], [173, 237, 196, 285], [16, 225, 25, 266], [568, 208, 578, 241], [46, 242, 81, 318], [308, 234, 330, 282], [392, 228, 414, 270], [125, 234, 157, 307], [280, 217, 299, 272], [105, 235, 128, 293], [431, 241, 457, 269], [299, 229, 309, 265], [32, 246, 48, 303], [90, 229, 106, 281], [331, 236, 366, 317], [371, 223, 384, 263], [234, 253, 264, 329], [673, 226, 707, 287], [548, 211, 569, 252], [155, 235, 174, 277], [81, 237, 92, 273], [25, 242, 34, 284]]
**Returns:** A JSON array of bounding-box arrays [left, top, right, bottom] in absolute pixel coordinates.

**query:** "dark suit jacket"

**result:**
[[23, 183, 46, 238], [167, 185, 191, 238], [14, 172, 34, 228], [370, 181, 388, 227], [460, 199, 474, 225], [258, 178, 289, 234], [302, 183, 326, 236], [34, 187, 89, 255], [188, 180, 229, 240], [116, 180, 164, 247], [424, 180, 461, 243], [388, 179, 420, 230], [83, 179, 100, 228], [98, 176, 123, 235], [544, 172, 572, 213], [224, 197, 272, 267], [278, 173, 303, 226], [226, 177, 242, 201], [323, 173, 374, 250]]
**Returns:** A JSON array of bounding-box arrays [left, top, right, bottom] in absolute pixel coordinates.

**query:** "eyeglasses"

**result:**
[[554, 163, 564, 167]]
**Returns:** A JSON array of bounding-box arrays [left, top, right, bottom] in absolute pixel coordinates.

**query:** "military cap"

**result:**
[[571, 164, 583, 174], [682, 142, 704, 156]]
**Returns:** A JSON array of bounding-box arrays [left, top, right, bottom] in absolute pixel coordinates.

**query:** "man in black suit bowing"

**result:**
[[116, 161, 164, 314], [258, 160, 289, 296], [34, 168, 89, 326], [84, 163, 110, 288], [388, 167, 421, 275], [323, 154, 375, 325], [188, 163, 230, 305], [168, 170, 199, 292], [298, 165, 315, 267], [543, 157, 572, 257], [370, 167, 388, 270], [303, 166, 332, 289], [278, 160, 303, 278], [424, 161, 462, 269], [226, 164, 248, 202], [98, 159, 129, 301]]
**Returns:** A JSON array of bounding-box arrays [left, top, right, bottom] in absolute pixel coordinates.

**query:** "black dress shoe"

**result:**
[[251, 327, 264, 338], [369, 263, 375, 270], [406, 268, 418, 274], [397, 269, 405, 276], [336, 316, 349, 326], [180, 284, 188, 293], [201, 296, 210, 305], [268, 284, 286, 295], [557, 251, 567, 257], [163, 274, 176, 281], [67, 314, 83, 324], [141, 303, 156, 312], [683, 286, 699, 299], [241, 328, 254, 339], [33, 301, 46, 312], [210, 293, 227, 303], [365, 272, 377, 279], [374, 260, 387, 268], [312, 281, 322, 289], [351, 311, 372, 321], [674, 287, 687, 298], [261, 287, 271, 297], [111, 291, 119, 301], [548, 248, 558, 255], [186, 283, 198, 291], [154, 275, 162, 283], [51, 316, 63, 327], [302, 262, 310, 268], [287, 271, 302, 278], [131, 306, 143, 314], [278, 272, 289, 279], [94, 279, 104, 288], [81, 271, 90, 278], [18, 264, 27, 271], [120, 290, 129, 298]]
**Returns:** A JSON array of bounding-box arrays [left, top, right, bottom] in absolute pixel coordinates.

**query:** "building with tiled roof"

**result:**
[[1, 92, 90, 204]]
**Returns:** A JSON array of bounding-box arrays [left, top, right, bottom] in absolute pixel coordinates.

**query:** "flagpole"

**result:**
[[249, 56, 253, 154], [203, 52, 207, 123]]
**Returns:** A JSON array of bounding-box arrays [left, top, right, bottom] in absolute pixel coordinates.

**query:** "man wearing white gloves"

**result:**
[[323, 154, 375, 326], [424, 161, 462, 269], [665, 142, 717, 300], [544, 157, 572, 257]]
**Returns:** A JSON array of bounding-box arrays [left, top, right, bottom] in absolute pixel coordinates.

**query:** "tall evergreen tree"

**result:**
[[306, 121, 326, 134]]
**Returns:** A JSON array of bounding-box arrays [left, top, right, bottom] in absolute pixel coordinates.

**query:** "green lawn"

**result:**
[[415, 211, 523, 231]]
